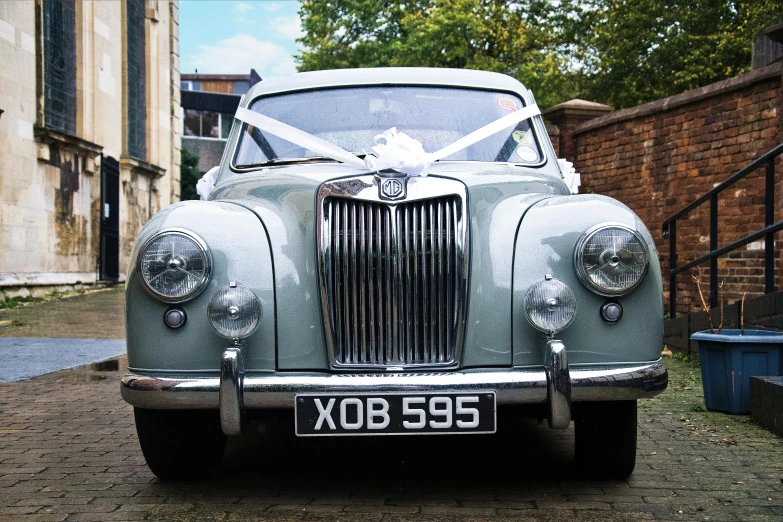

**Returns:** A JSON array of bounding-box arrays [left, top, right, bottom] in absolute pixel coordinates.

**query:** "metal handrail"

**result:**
[[662, 143, 783, 318]]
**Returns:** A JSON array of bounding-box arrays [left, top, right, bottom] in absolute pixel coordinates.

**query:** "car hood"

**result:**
[[211, 163, 569, 370]]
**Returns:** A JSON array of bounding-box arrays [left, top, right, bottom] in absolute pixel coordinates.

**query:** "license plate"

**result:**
[[295, 392, 496, 436]]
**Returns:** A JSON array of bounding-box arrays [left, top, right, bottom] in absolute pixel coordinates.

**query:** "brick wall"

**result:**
[[548, 63, 783, 315]]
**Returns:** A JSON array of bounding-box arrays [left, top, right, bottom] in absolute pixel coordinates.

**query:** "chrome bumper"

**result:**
[[121, 341, 668, 436]]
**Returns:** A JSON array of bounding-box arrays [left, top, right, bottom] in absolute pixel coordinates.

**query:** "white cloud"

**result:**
[[233, 2, 254, 13], [272, 55, 298, 76], [261, 2, 284, 12], [188, 33, 296, 77], [272, 14, 303, 40]]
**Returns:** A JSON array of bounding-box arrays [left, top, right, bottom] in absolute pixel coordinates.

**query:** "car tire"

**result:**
[[574, 400, 637, 479], [134, 408, 226, 480]]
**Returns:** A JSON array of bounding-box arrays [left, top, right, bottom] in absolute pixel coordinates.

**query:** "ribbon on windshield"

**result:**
[[234, 103, 541, 178], [234, 108, 367, 169]]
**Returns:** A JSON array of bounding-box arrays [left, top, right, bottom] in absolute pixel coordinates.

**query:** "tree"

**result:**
[[297, 0, 783, 110], [297, 0, 579, 108], [180, 149, 201, 201], [557, 0, 783, 108]]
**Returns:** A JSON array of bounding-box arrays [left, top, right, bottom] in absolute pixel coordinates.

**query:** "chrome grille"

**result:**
[[320, 180, 467, 369]]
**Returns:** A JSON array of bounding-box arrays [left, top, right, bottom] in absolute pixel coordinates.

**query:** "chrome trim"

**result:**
[[219, 347, 243, 436], [228, 84, 548, 174], [135, 228, 212, 304], [545, 340, 571, 429], [121, 361, 668, 410], [573, 223, 651, 298], [316, 175, 469, 370]]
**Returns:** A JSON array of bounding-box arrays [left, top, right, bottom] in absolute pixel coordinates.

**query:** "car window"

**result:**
[[233, 86, 543, 169]]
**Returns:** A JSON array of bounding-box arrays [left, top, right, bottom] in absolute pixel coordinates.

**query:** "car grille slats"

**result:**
[[324, 194, 464, 368]]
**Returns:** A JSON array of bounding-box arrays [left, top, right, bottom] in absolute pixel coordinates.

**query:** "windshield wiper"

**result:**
[[253, 156, 338, 167], [255, 153, 368, 168]]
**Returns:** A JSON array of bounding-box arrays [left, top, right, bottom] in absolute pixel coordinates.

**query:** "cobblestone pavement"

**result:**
[[1, 290, 782, 521], [0, 355, 781, 522], [0, 287, 125, 340]]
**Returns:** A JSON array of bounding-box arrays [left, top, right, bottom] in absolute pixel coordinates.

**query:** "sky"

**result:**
[[179, 1, 303, 80]]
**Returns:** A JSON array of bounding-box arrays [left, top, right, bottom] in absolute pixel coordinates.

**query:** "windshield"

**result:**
[[233, 86, 543, 169]]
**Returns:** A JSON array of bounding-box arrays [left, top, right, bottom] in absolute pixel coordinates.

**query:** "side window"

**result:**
[[126, 0, 147, 159], [42, 0, 77, 135]]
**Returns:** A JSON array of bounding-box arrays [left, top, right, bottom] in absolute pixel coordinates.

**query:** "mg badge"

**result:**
[[380, 177, 406, 200]]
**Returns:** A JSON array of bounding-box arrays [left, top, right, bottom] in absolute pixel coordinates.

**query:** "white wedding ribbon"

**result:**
[[234, 103, 541, 178], [430, 104, 541, 161], [557, 158, 581, 194], [196, 166, 219, 200], [365, 127, 431, 176], [235, 108, 367, 169]]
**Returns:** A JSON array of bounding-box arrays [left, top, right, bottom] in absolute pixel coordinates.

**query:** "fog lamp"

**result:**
[[207, 284, 261, 339], [524, 276, 577, 334]]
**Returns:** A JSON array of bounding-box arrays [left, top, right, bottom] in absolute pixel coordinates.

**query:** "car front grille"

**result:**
[[320, 184, 467, 369]]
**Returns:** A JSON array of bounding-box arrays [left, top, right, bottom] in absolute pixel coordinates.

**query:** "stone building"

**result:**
[[0, 0, 182, 298]]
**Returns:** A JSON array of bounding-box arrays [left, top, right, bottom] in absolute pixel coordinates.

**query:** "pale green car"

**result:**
[[122, 68, 667, 480]]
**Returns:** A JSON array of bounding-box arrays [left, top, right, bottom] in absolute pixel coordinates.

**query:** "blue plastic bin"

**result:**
[[691, 329, 783, 414]]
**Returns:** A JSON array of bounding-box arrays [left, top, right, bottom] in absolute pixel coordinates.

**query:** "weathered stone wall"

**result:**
[[548, 64, 783, 315], [0, 0, 181, 294]]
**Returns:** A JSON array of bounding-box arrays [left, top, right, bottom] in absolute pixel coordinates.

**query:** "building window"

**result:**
[[233, 80, 250, 94], [183, 109, 233, 140], [43, 0, 77, 135], [126, 0, 147, 160], [180, 80, 202, 91]]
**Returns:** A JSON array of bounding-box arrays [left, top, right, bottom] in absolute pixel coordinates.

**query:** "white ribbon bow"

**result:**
[[364, 128, 432, 177], [558, 158, 581, 194], [196, 166, 218, 200]]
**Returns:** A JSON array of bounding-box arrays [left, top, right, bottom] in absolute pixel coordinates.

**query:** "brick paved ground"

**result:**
[[0, 290, 781, 521], [0, 357, 781, 521]]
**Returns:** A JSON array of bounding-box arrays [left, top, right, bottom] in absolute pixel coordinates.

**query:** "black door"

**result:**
[[100, 155, 120, 281]]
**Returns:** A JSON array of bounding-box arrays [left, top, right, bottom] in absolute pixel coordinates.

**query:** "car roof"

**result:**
[[242, 67, 529, 102]]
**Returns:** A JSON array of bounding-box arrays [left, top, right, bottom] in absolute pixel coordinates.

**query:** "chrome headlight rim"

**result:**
[[573, 223, 650, 297], [136, 228, 212, 304]]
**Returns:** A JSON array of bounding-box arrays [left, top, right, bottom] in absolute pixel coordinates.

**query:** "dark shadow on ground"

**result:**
[[218, 412, 578, 495]]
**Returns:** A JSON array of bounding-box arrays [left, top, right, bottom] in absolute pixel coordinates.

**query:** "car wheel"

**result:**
[[574, 400, 637, 479], [134, 408, 226, 480]]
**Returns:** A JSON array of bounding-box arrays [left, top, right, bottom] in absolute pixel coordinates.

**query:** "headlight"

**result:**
[[524, 277, 577, 334], [574, 224, 649, 296], [137, 229, 211, 303], [207, 285, 262, 339]]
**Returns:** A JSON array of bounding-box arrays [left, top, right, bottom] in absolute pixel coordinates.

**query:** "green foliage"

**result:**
[[556, 0, 783, 108], [180, 149, 201, 201], [0, 298, 21, 310], [297, 0, 579, 108], [297, 0, 783, 110]]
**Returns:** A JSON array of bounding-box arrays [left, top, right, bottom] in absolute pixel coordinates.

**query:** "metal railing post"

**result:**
[[765, 158, 775, 294], [669, 221, 677, 318], [710, 194, 718, 308], [663, 144, 782, 317]]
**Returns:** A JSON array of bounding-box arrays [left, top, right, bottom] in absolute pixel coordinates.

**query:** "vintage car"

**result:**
[[121, 67, 667, 480]]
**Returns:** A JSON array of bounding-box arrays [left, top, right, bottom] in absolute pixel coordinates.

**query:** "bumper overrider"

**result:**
[[121, 340, 668, 436]]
